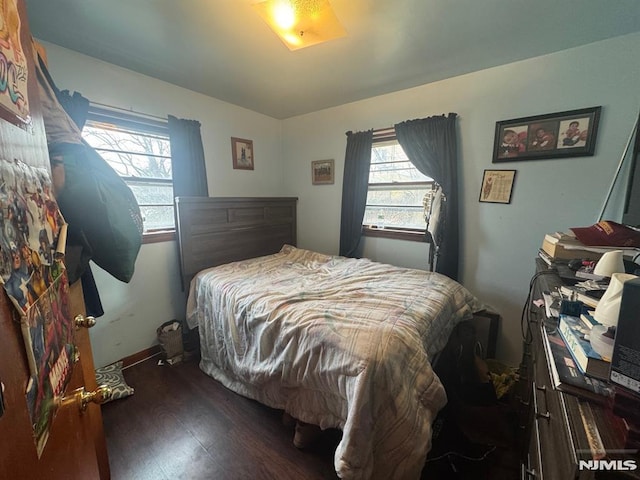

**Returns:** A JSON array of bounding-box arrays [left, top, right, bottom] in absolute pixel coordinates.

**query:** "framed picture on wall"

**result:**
[[492, 107, 601, 163], [231, 137, 254, 170], [479, 169, 516, 204], [311, 159, 334, 185]]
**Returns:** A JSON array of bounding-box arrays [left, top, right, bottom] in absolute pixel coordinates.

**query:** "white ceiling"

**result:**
[[25, 0, 640, 119]]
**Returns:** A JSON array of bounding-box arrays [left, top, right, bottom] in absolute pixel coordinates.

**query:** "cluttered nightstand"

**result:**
[[517, 259, 640, 479]]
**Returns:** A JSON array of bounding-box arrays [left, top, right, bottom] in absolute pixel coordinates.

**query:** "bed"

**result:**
[[176, 197, 486, 480]]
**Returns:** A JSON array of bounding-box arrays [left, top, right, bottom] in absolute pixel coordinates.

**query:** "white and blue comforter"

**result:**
[[186, 245, 482, 479]]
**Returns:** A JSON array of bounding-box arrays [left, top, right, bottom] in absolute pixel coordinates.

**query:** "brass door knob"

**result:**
[[59, 385, 112, 411], [75, 314, 96, 328], [78, 385, 112, 411]]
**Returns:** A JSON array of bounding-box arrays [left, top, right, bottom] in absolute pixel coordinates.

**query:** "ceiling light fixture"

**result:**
[[253, 0, 346, 51]]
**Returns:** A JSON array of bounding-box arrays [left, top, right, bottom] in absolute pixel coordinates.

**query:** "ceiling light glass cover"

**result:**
[[253, 0, 346, 51]]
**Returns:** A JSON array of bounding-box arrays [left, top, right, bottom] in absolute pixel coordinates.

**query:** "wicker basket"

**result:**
[[157, 320, 184, 362]]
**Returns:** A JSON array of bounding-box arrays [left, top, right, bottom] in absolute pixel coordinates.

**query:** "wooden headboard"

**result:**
[[175, 196, 298, 288]]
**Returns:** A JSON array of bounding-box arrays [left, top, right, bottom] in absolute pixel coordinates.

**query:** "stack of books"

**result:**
[[543, 323, 614, 404], [540, 232, 603, 263], [557, 314, 610, 381], [539, 231, 640, 265]]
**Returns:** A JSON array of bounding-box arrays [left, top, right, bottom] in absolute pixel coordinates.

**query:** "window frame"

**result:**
[[363, 131, 432, 243], [82, 105, 175, 244]]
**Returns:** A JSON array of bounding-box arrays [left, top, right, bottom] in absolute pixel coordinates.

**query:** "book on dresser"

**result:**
[[558, 314, 611, 381], [580, 311, 599, 330], [542, 328, 614, 404], [559, 285, 602, 309], [541, 233, 603, 261], [537, 248, 555, 267]]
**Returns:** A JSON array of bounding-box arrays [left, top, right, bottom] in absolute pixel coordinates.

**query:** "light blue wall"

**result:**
[[41, 33, 640, 368], [281, 32, 640, 366], [43, 43, 285, 368]]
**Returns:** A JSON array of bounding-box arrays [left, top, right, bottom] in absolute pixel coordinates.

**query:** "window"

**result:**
[[363, 134, 433, 240], [82, 106, 174, 241]]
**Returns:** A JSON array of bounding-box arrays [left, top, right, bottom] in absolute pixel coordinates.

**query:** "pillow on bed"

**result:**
[[95, 361, 134, 402]]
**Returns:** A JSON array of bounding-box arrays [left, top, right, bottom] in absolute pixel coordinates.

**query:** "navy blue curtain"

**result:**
[[339, 130, 373, 257], [395, 113, 460, 280], [168, 115, 209, 197]]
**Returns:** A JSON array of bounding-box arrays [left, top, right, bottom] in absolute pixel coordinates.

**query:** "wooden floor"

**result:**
[[102, 356, 519, 480]]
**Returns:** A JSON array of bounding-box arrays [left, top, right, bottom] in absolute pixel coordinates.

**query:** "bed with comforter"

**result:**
[[186, 244, 483, 479]]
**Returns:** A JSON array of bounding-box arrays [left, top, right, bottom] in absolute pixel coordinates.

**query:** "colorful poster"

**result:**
[[24, 270, 73, 456], [0, 158, 65, 310], [0, 0, 30, 125], [0, 157, 71, 457]]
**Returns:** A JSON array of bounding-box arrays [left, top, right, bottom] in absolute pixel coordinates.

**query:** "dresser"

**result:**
[[518, 260, 639, 479]]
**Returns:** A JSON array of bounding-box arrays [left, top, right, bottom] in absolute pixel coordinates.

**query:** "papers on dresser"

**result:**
[[560, 284, 605, 309]]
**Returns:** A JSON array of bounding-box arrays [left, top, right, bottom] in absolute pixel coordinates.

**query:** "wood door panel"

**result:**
[[71, 281, 110, 479], [0, 0, 106, 478], [0, 284, 101, 480]]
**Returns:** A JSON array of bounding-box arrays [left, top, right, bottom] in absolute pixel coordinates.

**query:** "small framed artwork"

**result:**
[[231, 137, 254, 170], [311, 159, 334, 185], [492, 106, 601, 163], [479, 169, 516, 204]]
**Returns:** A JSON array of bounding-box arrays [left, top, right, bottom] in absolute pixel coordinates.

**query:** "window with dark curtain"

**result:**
[[363, 130, 434, 240], [168, 115, 209, 198], [395, 113, 460, 280], [339, 130, 373, 257]]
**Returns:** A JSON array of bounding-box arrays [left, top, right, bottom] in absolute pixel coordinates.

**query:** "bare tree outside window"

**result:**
[[82, 122, 174, 233], [364, 140, 432, 230]]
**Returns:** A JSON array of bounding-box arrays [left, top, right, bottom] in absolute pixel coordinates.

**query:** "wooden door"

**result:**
[[0, 0, 108, 478]]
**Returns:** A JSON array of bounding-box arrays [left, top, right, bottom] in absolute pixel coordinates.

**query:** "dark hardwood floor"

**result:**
[[102, 357, 519, 479]]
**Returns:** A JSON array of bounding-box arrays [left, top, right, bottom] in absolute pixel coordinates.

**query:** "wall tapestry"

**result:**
[[0, 0, 31, 126]]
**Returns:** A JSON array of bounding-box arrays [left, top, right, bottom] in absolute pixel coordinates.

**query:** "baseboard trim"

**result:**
[[121, 345, 162, 369]]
